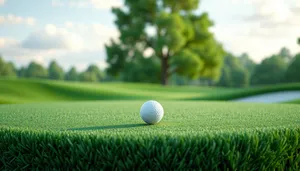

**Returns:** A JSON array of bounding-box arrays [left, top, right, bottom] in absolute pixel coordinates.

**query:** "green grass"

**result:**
[[1, 78, 300, 104], [1, 101, 299, 133], [1, 101, 300, 169], [285, 99, 300, 104], [0, 78, 231, 104], [1, 78, 300, 169]]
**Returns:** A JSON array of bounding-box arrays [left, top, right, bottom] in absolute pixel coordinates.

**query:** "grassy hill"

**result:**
[[1, 78, 300, 104]]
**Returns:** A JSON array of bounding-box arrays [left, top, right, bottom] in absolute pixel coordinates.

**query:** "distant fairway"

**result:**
[[1, 78, 300, 104], [0, 78, 230, 104]]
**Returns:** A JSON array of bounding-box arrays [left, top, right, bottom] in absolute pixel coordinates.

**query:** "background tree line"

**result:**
[[0, 57, 105, 82], [1, 44, 300, 87], [216, 47, 300, 87]]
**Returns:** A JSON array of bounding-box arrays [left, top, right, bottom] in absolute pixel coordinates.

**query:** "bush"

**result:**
[[285, 54, 300, 83], [1, 127, 299, 170]]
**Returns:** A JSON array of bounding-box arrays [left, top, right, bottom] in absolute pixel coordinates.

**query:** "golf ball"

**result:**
[[140, 100, 164, 124]]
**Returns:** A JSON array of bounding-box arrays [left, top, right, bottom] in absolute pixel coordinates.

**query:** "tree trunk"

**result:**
[[161, 57, 168, 85]]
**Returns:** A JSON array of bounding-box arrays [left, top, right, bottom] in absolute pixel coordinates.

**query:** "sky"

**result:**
[[0, 0, 299, 72]]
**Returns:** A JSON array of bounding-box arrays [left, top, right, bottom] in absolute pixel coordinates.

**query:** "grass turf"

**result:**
[[1, 100, 299, 134], [284, 99, 300, 104], [1, 101, 300, 170]]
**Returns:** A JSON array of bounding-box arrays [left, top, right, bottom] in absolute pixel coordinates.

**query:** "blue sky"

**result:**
[[0, 0, 299, 71]]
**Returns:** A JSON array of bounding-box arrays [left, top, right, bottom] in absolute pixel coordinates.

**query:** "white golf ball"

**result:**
[[140, 100, 164, 124]]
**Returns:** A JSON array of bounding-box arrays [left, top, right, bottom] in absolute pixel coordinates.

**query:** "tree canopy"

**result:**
[[238, 53, 256, 75], [25, 62, 48, 78], [65, 67, 78, 81], [251, 55, 287, 85], [48, 60, 64, 80], [86, 64, 104, 81], [105, 0, 224, 85], [277, 47, 293, 63], [285, 53, 300, 83], [122, 55, 160, 83], [0, 57, 17, 77], [217, 53, 249, 87]]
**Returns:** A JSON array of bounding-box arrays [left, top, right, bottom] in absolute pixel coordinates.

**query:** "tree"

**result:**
[[18, 67, 27, 77], [285, 53, 300, 82], [105, 0, 224, 85], [48, 60, 64, 80], [217, 53, 249, 87], [79, 71, 98, 82], [217, 66, 231, 87], [278, 47, 292, 63], [25, 62, 48, 78], [122, 55, 160, 83], [0, 57, 17, 77], [251, 55, 287, 85], [65, 67, 78, 81], [86, 64, 104, 81], [238, 53, 256, 75], [298, 38, 300, 45]]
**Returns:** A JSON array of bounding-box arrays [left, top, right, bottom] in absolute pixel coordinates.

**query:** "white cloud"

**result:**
[[92, 23, 118, 38], [52, 0, 64, 7], [65, 21, 73, 28], [22, 24, 83, 50], [204, 0, 300, 63], [0, 37, 20, 48], [59, 22, 119, 50], [26, 17, 36, 26], [243, 0, 300, 28], [90, 0, 122, 9], [0, 44, 62, 67], [51, 0, 122, 10], [0, 0, 5, 6], [0, 41, 108, 71], [0, 14, 36, 26], [213, 22, 300, 62]]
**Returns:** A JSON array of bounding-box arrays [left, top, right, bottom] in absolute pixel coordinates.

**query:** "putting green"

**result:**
[[1, 101, 299, 135]]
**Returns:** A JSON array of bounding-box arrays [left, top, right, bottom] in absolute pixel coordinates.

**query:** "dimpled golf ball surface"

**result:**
[[140, 100, 164, 124]]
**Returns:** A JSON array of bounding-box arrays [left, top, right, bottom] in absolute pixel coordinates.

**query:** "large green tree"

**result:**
[[48, 60, 64, 80], [285, 53, 300, 82], [217, 53, 249, 87], [251, 55, 287, 85], [25, 62, 48, 78], [105, 0, 224, 85], [0, 57, 17, 77], [121, 55, 160, 83]]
